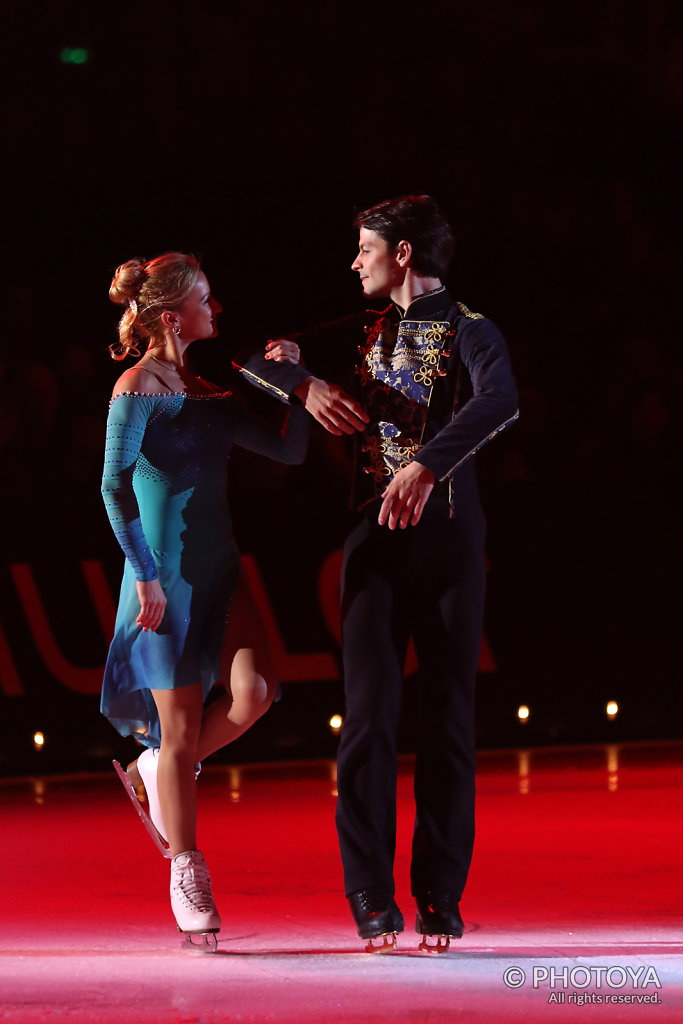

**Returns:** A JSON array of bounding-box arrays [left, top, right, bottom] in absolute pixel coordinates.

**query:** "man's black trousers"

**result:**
[[335, 498, 486, 900]]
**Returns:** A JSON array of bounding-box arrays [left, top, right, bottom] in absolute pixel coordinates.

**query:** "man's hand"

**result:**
[[265, 339, 301, 363], [293, 376, 369, 436], [378, 461, 435, 529], [136, 579, 167, 632]]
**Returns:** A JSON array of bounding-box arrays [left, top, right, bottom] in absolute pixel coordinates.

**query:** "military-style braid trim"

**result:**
[[456, 302, 484, 320]]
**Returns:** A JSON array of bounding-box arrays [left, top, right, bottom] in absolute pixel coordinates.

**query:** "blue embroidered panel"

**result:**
[[357, 318, 454, 488]]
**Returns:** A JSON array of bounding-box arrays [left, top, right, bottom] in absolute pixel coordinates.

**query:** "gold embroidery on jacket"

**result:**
[[358, 318, 455, 492]]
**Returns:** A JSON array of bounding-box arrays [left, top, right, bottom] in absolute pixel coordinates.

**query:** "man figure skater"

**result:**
[[236, 194, 518, 951]]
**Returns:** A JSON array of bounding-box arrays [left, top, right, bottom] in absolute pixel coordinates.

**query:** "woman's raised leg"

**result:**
[[195, 648, 278, 761], [196, 573, 278, 762]]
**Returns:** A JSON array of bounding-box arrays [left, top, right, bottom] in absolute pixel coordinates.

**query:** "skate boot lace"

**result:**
[[172, 853, 215, 914], [356, 887, 393, 913]]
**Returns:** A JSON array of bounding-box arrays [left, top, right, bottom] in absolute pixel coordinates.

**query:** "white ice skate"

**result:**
[[113, 749, 202, 859], [171, 849, 221, 952], [113, 753, 171, 858]]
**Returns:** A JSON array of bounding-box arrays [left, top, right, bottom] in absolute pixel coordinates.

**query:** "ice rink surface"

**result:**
[[2, 742, 682, 1022]]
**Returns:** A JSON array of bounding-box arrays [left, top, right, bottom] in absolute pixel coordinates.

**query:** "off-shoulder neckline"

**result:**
[[109, 389, 232, 405]]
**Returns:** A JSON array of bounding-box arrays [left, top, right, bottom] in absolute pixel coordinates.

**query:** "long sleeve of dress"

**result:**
[[101, 395, 159, 582], [230, 401, 310, 464]]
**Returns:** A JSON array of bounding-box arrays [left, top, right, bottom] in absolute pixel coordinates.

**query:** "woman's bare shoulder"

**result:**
[[111, 364, 165, 398]]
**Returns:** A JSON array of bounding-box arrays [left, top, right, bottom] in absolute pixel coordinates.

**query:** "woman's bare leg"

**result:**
[[149, 683, 204, 857], [195, 572, 278, 762], [196, 647, 277, 762]]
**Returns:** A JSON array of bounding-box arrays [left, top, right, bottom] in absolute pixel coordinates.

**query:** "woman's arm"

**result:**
[[102, 392, 169, 630], [229, 342, 311, 464], [230, 399, 310, 465], [101, 393, 158, 581]]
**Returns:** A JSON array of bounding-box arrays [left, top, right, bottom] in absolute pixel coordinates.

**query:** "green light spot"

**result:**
[[60, 47, 90, 65]]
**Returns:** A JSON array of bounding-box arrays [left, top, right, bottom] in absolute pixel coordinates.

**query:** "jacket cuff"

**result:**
[[232, 357, 311, 404]]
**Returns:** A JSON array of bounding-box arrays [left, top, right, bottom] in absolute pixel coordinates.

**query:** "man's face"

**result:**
[[351, 227, 402, 298]]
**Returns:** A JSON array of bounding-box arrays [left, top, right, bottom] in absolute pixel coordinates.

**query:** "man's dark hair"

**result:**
[[353, 194, 454, 279]]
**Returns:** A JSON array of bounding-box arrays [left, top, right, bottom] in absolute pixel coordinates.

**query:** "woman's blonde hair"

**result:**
[[108, 252, 201, 360]]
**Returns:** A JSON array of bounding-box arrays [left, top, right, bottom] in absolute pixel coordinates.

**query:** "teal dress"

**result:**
[[100, 382, 308, 748]]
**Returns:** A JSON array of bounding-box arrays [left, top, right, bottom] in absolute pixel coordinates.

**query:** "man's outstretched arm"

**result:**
[[234, 325, 369, 435]]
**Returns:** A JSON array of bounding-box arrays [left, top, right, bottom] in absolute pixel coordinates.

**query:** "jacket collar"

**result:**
[[391, 285, 451, 322]]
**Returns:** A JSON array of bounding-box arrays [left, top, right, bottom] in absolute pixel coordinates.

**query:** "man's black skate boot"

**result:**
[[348, 887, 404, 953], [415, 891, 464, 953]]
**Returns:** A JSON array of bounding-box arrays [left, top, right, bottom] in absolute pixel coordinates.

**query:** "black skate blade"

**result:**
[[112, 760, 172, 859]]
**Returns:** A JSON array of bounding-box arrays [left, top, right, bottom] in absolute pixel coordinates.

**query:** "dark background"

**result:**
[[2, 0, 682, 774]]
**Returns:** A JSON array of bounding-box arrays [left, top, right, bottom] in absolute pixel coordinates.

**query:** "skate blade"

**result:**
[[112, 760, 171, 859], [365, 932, 398, 954], [181, 931, 218, 954], [418, 934, 451, 954]]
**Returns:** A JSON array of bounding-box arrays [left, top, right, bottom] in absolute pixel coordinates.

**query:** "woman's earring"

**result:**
[[173, 327, 181, 335]]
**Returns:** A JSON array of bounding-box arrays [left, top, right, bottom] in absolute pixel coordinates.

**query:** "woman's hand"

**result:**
[[136, 579, 167, 632], [265, 339, 301, 364]]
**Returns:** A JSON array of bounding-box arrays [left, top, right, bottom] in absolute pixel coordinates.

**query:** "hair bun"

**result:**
[[109, 258, 148, 305]]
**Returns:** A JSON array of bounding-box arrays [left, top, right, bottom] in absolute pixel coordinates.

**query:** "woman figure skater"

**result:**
[[100, 252, 307, 948]]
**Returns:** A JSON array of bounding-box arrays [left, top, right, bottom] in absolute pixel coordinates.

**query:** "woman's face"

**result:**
[[177, 272, 222, 341]]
